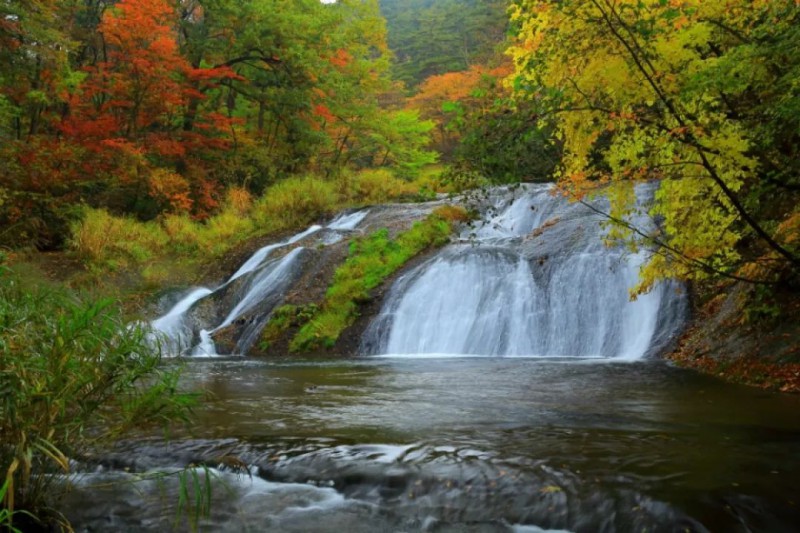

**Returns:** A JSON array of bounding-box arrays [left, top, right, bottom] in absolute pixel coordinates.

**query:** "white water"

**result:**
[[148, 287, 213, 354], [327, 210, 369, 231], [377, 249, 541, 356], [229, 224, 322, 282], [217, 247, 306, 331], [148, 211, 369, 356], [149, 189, 684, 360], [364, 184, 686, 359], [192, 329, 217, 357]]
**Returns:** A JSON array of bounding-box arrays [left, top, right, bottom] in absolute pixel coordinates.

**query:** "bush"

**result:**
[[69, 208, 169, 270], [0, 267, 195, 528], [410, 165, 452, 197], [253, 175, 338, 231], [339, 169, 418, 204]]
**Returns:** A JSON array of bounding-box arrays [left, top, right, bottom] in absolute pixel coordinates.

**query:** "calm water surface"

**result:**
[[68, 357, 800, 532]]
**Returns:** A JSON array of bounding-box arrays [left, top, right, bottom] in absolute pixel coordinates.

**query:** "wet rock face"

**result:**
[[670, 280, 800, 390]]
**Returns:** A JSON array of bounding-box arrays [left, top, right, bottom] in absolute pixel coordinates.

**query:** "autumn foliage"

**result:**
[[508, 0, 800, 289], [0, 0, 430, 248], [407, 63, 512, 156]]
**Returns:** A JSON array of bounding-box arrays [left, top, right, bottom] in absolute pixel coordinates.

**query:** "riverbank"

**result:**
[[667, 281, 800, 393]]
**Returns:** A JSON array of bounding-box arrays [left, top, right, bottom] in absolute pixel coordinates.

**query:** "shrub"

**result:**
[[253, 175, 338, 231], [0, 267, 195, 528], [339, 169, 418, 204], [431, 205, 471, 224], [202, 209, 255, 257], [162, 213, 203, 254], [258, 304, 320, 351], [223, 186, 253, 216], [69, 208, 169, 269], [409, 165, 452, 199]]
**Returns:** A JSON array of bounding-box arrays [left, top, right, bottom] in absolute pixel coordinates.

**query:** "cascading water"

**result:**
[[363, 183, 686, 359], [149, 287, 213, 354], [150, 185, 685, 359], [327, 209, 370, 231], [148, 211, 370, 356], [228, 224, 322, 282]]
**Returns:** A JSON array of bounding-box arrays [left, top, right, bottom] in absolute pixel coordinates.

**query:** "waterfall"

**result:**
[[229, 225, 322, 282], [148, 186, 686, 359], [149, 287, 214, 354], [327, 210, 369, 231], [148, 211, 369, 356], [362, 184, 686, 359]]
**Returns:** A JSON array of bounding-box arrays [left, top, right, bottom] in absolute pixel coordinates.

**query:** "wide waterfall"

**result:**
[[149, 184, 686, 359], [362, 184, 686, 359]]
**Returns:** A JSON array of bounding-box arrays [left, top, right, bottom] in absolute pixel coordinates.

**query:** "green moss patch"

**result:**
[[257, 303, 319, 352]]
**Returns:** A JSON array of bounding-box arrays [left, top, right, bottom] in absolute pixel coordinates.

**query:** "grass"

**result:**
[[68, 168, 442, 294], [0, 264, 195, 529], [257, 304, 320, 352], [337, 168, 419, 204], [288, 205, 468, 352], [253, 175, 339, 231], [70, 209, 170, 271]]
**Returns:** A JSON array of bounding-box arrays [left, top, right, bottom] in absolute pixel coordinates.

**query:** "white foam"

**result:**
[[327, 210, 369, 231]]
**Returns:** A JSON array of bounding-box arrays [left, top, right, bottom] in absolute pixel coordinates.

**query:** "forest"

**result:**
[[2, 0, 800, 530]]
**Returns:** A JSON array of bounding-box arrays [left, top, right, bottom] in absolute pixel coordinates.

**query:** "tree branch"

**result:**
[[590, 0, 800, 269], [576, 196, 779, 286]]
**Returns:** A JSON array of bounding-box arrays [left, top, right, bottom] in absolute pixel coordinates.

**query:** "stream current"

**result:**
[[68, 185, 800, 531], [67, 358, 800, 532]]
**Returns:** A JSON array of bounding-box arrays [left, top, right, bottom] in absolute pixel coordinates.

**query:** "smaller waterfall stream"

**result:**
[[229, 224, 322, 282], [149, 211, 370, 356], [149, 287, 214, 354]]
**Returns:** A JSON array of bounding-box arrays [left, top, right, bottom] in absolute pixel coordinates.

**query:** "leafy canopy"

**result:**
[[508, 0, 800, 292]]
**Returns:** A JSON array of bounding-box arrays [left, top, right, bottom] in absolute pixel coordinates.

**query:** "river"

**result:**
[[65, 356, 800, 532], [72, 184, 800, 532]]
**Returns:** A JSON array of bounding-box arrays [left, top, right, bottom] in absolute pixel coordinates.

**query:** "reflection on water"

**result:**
[[66, 358, 800, 532]]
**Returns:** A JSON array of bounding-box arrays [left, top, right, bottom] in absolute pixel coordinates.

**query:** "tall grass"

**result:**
[[70, 209, 169, 271], [0, 266, 195, 528], [252, 175, 338, 231], [70, 170, 434, 288], [337, 168, 418, 204]]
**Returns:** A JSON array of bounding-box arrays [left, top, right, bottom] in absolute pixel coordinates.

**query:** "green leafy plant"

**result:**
[[0, 267, 196, 528], [0, 479, 30, 533], [258, 304, 320, 351]]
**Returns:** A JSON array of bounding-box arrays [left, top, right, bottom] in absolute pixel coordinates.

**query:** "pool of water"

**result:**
[[65, 357, 800, 532]]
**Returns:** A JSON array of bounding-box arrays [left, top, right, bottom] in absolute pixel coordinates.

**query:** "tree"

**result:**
[[508, 0, 800, 292], [380, 0, 510, 87], [59, 0, 237, 216], [408, 63, 516, 159], [362, 109, 438, 178], [0, 0, 74, 139]]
